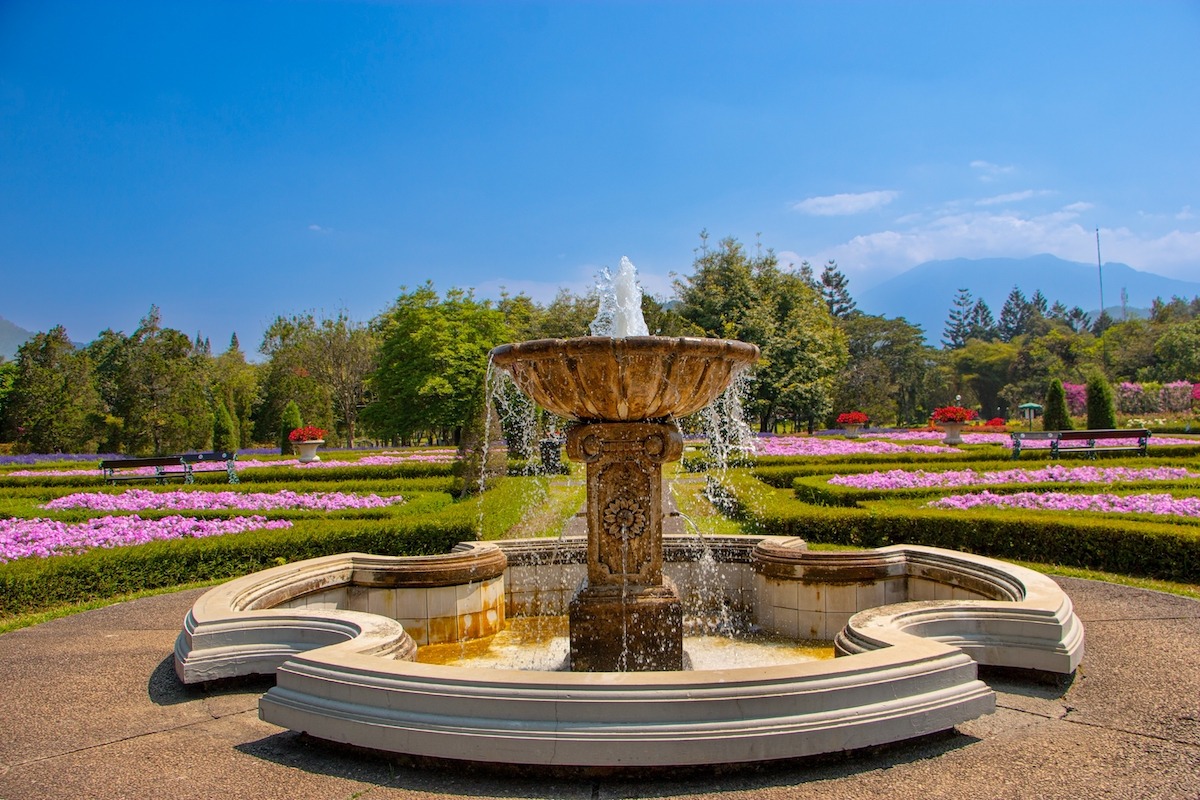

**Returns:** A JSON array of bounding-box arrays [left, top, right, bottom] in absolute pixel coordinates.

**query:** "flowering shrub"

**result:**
[[43, 489, 404, 512], [1063, 383, 1087, 415], [931, 406, 977, 424], [0, 515, 293, 562], [984, 417, 1007, 428], [927, 490, 1200, 518], [836, 411, 869, 425], [756, 436, 958, 456], [289, 426, 327, 442], [1162, 381, 1195, 413], [830, 465, 1196, 490]]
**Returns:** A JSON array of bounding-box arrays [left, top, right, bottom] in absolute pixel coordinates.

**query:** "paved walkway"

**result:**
[[0, 577, 1197, 799]]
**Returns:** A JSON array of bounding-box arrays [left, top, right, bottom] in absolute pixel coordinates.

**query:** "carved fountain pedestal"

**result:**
[[566, 422, 685, 671]]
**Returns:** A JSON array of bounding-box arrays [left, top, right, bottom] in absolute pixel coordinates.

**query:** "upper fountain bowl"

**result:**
[[489, 336, 760, 422]]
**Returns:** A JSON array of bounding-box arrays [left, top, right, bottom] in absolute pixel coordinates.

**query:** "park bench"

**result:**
[[100, 451, 239, 485], [1010, 429, 1151, 460]]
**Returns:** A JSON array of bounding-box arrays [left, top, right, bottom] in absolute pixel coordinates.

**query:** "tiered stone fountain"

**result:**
[[174, 258, 1084, 768], [490, 334, 757, 671]]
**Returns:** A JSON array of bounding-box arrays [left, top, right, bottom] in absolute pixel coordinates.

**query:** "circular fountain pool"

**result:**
[[175, 534, 1082, 767]]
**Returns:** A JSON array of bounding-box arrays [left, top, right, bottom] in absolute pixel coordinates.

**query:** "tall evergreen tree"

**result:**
[[1042, 378, 1072, 431], [941, 289, 974, 349], [819, 260, 856, 319], [212, 398, 238, 452], [279, 400, 302, 454], [998, 287, 1031, 342], [967, 299, 997, 341], [1085, 373, 1118, 429]]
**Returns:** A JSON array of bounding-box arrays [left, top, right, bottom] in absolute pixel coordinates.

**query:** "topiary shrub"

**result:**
[[279, 400, 303, 455], [1042, 379, 1073, 431], [1086, 374, 1118, 429], [212, 399, 239, 452]]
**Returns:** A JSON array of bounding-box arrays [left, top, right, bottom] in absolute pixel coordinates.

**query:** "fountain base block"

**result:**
[[569, 582, 683, 671]]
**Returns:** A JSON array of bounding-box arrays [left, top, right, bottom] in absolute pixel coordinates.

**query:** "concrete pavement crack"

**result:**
[[2, 704, 259, 771], [996, 701, 1200, 748]]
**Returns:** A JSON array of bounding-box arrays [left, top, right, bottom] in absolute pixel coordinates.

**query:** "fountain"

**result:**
[[174, 257, 1084, 768], [489, 258, 758, 670]]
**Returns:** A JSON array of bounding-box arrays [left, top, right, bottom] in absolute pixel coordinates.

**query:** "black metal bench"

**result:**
[[99, 451, 238, 484], [1011, 429, 1150, 460]]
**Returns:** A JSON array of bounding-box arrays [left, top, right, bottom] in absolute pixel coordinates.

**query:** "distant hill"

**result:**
[[0, 316, 34, 360], [856, 254, 1200, 343]]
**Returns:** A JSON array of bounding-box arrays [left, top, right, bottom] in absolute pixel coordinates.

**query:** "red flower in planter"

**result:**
[[931, 406, 977, 424], [289, 425, 327, 443], [836, 411, 869, 425]]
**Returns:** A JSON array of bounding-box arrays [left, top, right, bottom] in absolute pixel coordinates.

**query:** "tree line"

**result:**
[[1, 235, 1197, 455]]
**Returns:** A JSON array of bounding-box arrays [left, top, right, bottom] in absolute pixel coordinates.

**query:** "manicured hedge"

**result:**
[[718, 470, 1200, 584]]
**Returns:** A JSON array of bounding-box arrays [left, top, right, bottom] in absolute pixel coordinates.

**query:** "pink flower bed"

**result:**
[[864, 430, 1195, 448], [43, 489, 403, 512], [831, 465, 1197, 490], [0, 515, 293, 562], [928, 490, 1200, 518], [7, 451, 459, 477], [756, 437, 959, 456]]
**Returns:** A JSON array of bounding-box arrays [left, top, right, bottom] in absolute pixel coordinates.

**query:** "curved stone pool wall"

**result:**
[[174, 535, 1083, 766]]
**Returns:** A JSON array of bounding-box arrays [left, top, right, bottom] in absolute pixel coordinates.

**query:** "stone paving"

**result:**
[[0, 577, 1197, 799]]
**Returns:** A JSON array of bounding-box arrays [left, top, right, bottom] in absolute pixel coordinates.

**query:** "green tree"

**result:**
[[212, 398, 238, 452], [365, 284, 511, 445], [1042, 379, 1072, 431], [302, 312, 378, 448], [998, 286, 1031, 342], [279, 400, 302, 454], [1153, 319, 1200, 381], [835, 314, 932, 425], [4, 326, 103, 452], [210, 333, 259, 450], [1086, 373, 1118, 429], [942, 289, 974, 349], [819, 260, 856, 319], [254, 314, 330, 444], [952, 339, 1018, 420], [106, 307, 212, 454], [676, 236, 847, 431]]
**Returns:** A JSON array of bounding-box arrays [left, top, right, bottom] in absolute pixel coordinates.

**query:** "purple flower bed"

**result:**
[[0, 453, 122, 466], [0, 515, 293, 562], [928, 490, 1200, 518], [830, 465, 1198, 490], [43, 489, 404, 512], [755, 436, 959, 457]]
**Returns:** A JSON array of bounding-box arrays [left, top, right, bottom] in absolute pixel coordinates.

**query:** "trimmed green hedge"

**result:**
[[718, 470, 1200, 584]]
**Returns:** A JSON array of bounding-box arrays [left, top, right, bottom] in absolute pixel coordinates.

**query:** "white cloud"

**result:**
[[804, 207, 1200, 291], [793, 190, 899, 216], [307, 224, 331, 234], [970, 160, 1015, 183], [976, 189, 1052, 206], [1063, 201, 1094, 213], [1177, 205, 1196, 221]]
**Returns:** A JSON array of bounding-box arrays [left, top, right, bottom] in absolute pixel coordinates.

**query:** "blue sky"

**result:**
[[2, 1, 1198, 352]]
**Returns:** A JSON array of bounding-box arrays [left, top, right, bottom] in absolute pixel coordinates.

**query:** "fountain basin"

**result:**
[[175, 536, 1083, 767], [488, 336, 759, 421]]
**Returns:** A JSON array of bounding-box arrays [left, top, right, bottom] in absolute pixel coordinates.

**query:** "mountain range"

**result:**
[[0, 317, 33, 361], [856, 254, 1200, 343]]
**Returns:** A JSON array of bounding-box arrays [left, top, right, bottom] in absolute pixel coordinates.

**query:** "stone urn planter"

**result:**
[[842, 423, 864, 438], [939, 423, 965, 445], [294, 439, 324, 463]]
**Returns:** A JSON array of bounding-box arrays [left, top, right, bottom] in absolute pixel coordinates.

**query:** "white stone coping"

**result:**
[[174, 537, 1083, 766]]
